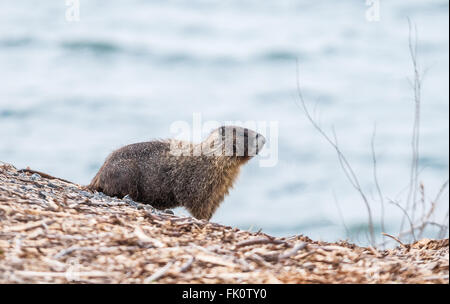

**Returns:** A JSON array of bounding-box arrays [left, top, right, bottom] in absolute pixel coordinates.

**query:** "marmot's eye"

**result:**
[[220, 126, 226, 137]]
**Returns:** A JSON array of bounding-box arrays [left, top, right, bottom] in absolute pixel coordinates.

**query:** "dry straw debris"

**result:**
[[0, 162, 448, 284]]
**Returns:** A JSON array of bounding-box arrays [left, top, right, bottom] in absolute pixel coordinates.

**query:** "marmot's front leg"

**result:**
[[186, 198, 221, 221]]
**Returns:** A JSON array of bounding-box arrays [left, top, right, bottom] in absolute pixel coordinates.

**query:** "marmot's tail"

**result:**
[[19, 168, 74, 185]]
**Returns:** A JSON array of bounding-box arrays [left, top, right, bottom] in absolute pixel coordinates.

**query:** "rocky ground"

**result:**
[[0, 161, 448, 283]]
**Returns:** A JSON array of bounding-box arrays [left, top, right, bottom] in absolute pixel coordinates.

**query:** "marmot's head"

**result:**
[[202, 126, 266, 161]]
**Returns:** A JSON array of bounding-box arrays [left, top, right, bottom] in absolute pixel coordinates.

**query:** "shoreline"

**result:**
[[0, 162, 448, 284]]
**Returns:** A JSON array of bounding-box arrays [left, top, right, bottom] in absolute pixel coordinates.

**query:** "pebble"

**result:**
[[94, 192, 107, 198], [127, 200, 142, 209], [121, 195, 156, 211], [47, 182, 58, 189], [79, 191, 93, 198], [31, 173, 41, 181]]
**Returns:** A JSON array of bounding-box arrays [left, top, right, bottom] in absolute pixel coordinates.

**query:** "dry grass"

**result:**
[[0, 162, 448, 284]]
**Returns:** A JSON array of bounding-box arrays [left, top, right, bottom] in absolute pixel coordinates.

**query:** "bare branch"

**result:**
[[439, 210, 449, 239], [371, 124, 386, 233], [295, 61, 375, 246], [390, 199, 416, 242], [403, 17, 422, 232], [332, 190, 350, 238], [417, 180, 449, 239]]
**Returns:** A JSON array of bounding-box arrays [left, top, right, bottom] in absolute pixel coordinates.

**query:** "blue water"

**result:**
[[0, 0, 448, 245]]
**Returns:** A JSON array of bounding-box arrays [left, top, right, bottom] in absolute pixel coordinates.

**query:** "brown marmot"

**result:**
[[88, 126, 265, 220]]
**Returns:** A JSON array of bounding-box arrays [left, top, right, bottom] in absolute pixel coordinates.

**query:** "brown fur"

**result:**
[[89, 126, 265, 220]]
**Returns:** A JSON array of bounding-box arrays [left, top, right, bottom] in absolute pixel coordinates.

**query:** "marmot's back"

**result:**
[[89, 141, 178, 209]]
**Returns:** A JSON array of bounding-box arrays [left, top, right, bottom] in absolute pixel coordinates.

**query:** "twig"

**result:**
[[381, 233, 406, 248], [403, 17, 422, 232], [134, 226, 164, 248], [179, 257, 195, 273], [53, 246, 121, 260], [422, 275, 449, 282], [278, 242, 307, 260], [389, 199, 416, 241], [419, 183, 426, 225], [144, 261, 173, 283], [439, 210, 449, 239], [4, 220, 55, 233], [371, 124, 386, 233], [417, 180, 449, 239], [15, 271, 114, 278], [235, 237, 286, 248]]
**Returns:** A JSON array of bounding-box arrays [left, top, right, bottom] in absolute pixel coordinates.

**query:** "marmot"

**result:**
[[88, 126, 265, 220]]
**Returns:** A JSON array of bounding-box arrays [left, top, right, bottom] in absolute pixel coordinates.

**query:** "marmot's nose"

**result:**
[[256, 133, 266, 152]]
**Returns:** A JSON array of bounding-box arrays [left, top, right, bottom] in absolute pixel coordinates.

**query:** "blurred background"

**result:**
[[0, 0, 448, 244]]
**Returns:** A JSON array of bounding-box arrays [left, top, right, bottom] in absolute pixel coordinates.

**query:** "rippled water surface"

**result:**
[[1, 0, 448, 244]]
